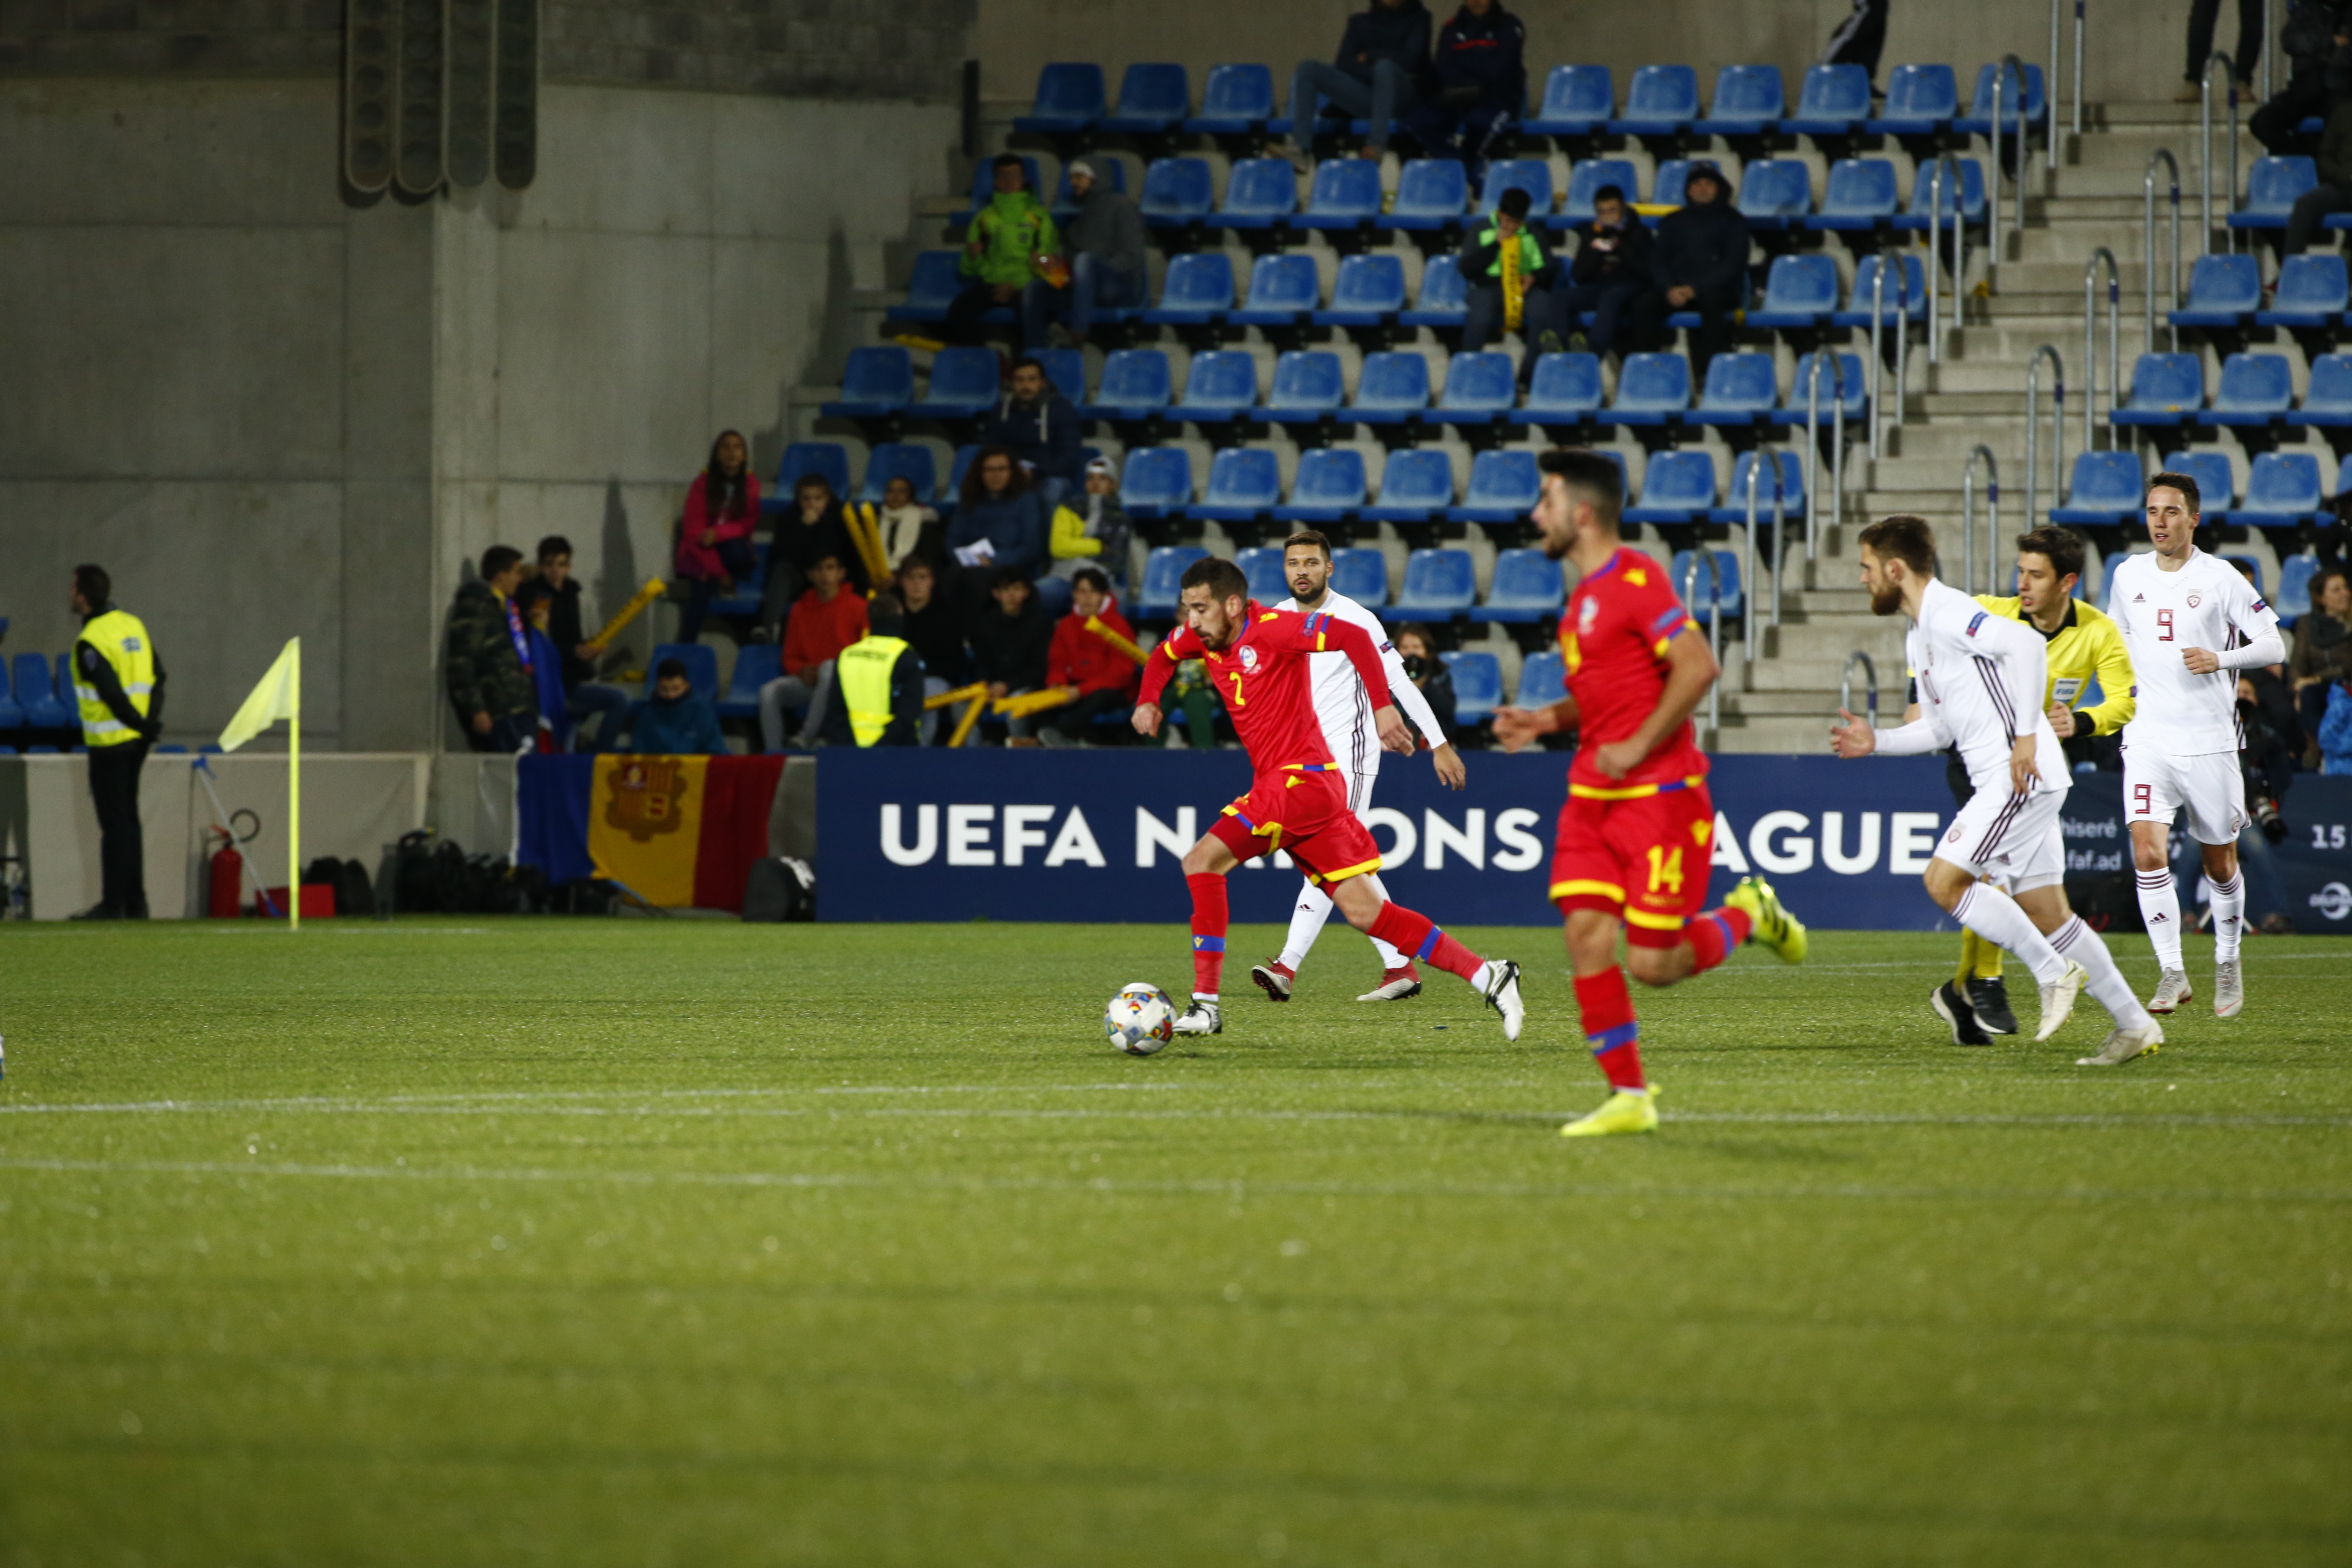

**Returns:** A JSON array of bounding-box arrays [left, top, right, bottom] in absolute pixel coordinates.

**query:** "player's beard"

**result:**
[[1868, 580, 1903, 616]]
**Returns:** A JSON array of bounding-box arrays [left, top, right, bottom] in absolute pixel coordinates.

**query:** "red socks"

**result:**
[[1685, 905, 1751, 975], [1186, 872, 1228, 997], [1365, 901, 1486, 983], [1575, 967, 1647, 1092]]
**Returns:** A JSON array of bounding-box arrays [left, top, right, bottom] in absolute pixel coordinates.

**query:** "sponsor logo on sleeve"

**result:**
[[1965, 611, 1986, 637]]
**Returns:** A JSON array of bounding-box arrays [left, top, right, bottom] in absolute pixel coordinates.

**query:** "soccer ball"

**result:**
[[1104, 983, 1176, 1056]]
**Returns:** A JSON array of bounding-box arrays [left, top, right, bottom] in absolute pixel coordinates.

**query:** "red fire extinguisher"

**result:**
[[207, 827, 244, 918]]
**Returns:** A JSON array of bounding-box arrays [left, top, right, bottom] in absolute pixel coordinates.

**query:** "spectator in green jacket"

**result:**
[[443, 545, 539, 752], [947, 154, 1059, 347]]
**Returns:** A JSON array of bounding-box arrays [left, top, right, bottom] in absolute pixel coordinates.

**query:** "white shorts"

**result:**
[[2122, 745, 2244, 845], [1933, 781, 2068, 892]]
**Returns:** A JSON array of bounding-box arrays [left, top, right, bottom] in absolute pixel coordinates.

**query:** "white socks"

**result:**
[[2208, 870, 2245, 964], [2137, 868, 2184, 971], [1279, 872, 1407, 972], [1953, 882, 2069, 985], [2050, 916, 2156, 1030]]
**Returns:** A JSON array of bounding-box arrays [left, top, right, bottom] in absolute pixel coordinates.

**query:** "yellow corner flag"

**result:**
[[218, 638, 302, 927]]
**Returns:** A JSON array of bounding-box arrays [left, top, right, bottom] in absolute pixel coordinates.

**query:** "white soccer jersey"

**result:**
[[2106, 547, 2282, 756], [1889, 578, 2068, 793], [1274, 589, 1447, 777]]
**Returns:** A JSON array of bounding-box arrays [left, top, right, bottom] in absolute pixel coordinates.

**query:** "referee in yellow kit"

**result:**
[[68, 564, 166, 921]]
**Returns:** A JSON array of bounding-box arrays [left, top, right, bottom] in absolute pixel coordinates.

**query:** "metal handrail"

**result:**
[[2200, 54, 2240, 254], [2082, 247, 2120, 451], [1804, 348, 1847, 553], [1925, 153, 1968, 360], [1961, 445, 1999, 597], [2073, 0, 2087, 133], [1742, 449, 1788, 638], [1840, 650, 1880, 720], [1990, 55, 2027, 281], [1681, 549, 1724, 731], [2145, 149, 2183, 352], [2049, 0, 2064, 155], [1867, 260, 1887, 460], [2024, 345, 2066, 534]]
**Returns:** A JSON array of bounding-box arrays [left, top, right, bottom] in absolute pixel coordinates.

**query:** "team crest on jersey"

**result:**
[[1577, 596, 1600, 633], [2186, 592, 2201, 608], [1239, 644, 1259, 671], [1965, 611, 1986, 637], [2254, 598, 2269, 612]]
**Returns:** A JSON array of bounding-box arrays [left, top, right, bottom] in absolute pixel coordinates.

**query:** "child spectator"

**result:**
[[761, 471, 870, 641], [623, 656, 726, 755], [515, 579, 573, 752], [675, 430, 760, 643], [1457, 187, 1567, 369], [1038, 568, 1141, 748], [532, 535, 633, 751], [1049, 456, 1132, 590], [1560, 184, 1651, 358], [875, 475, 941, 583], [760, 554, 870, 751], [970, 567, 1054, 745], [896, 556, 969, 740], [948, 153, 1058, 348]]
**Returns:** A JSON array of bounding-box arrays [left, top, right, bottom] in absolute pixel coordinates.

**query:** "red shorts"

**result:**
[[1208, 765, 1385, 886], [1548, 776, 1715, 948]]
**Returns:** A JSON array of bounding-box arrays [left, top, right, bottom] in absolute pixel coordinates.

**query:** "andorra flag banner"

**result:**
[[578, 754, 784, 909]]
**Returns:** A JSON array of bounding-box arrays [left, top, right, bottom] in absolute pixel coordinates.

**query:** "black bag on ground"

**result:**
[[741, 857, 815, 922], [304, 855, 376, 918]]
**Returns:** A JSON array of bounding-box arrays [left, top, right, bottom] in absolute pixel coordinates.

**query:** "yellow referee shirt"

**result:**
[[1972, 593, 2136, 734]]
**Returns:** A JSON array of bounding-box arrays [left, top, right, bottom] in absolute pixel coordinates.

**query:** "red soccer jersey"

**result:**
[[1558, 548, 1708, 792], [1140, 603, 1389, 775]]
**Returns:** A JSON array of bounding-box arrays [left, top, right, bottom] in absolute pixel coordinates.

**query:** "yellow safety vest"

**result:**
[[834, 634, 909, 747], [74, 608, 156, 748]]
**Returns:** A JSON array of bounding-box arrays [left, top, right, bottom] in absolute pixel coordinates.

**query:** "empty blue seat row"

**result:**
[[5, 653, 75, 730], [2052, 444, 2327, 530], [2113, 348, 2352, 438], [2172, 252, 2352, 329]]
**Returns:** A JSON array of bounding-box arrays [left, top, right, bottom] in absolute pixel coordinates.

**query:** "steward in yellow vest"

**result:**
[[818, 597, 924, 747], [68, 564, 166, 919]]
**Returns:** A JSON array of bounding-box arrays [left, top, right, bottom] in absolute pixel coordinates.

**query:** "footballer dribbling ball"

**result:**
[[1105, 983, 1176, 1056]]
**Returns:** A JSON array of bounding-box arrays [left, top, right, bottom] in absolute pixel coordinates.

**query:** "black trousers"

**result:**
[[87, 740, 149, 917], [944, 282, 1015, 346], [1630, 281, 1745, 379], [1822, 0, 1891, 80], [2250, 69, 2330, 154], [2187, 0, 2264, 84]]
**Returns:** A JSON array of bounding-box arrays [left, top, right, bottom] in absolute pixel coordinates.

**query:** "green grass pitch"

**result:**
[[1, 917, 2348, 1566]]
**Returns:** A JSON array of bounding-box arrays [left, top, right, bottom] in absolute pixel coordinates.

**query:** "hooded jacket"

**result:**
[[985, 390, 1085, 486], [1650, 176, 1752, 299], [1569, 209, 1653, 286], [623, 690, 726, 755], [1048, 599, 1142, 698], [1335, 0, 1432, 86], [1429, 3, 1525, 110], [961, 190, 1058, 290]]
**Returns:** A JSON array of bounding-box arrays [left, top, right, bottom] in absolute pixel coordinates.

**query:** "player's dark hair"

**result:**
[[2014, 525, 2085, 585], [655, 656, 687, 681], [536, 534, 573, 563], [1070, 566, 1111, 595], [1281, 529, 1334, 561], [1538, 449, 1623, 525], [1857, 515, 1937, 578], [2147, 470, 2202, 516], [1180, 555, 1250, 605], [479, 545, 524, 580], [73, 563, 111, 606]]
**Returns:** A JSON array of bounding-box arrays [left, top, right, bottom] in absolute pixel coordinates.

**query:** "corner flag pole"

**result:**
[[289, 639, 301, 931]]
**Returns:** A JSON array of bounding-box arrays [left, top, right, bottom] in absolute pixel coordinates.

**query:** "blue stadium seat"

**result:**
[[1953, 60, 2045, 133], [1365, 448, 1455, 520], [820, 346, 914, 418], [1121, 446, 1195, 520], [2162, 450, 2237, 516], [2220, 555, 2264, 600], [2278, 553, 2321, 622], [2228, 156, 2316, 230], [1625, 450, 1718, 523], [1217, 157, 1299, 230], [1398, 256, 1468, 328], [2171, 253, 2263, 328], [1313, 252, 1406, 326], [1084, 348, 1174, 420], [1392, 548, 1478, 617], [1685, 352, 1778, 426], [1670, 549, 1744, 619], [1710, 450, 1806, 522], [1608, 352, 1692, 426], [2258, 253, 2350, 327], [1784, 63, 1871, 139], [2111, 353, 2205, 426], [1352, 351, 1433, 424], [1440, 650, 1502, 724], [1865, 63, 1959, 135], [1705, 64, 1784, 136], [1187, 446, 1281, 522], [1100, 63, 1190, 135], [1831, 253, 1928, 325], [774, 441, 851, 500], [1447, 449, 1541, 524], [2290, 351, 2352, 426], [1425, 351, 1518, 426], [1235, 545, 1288, 603], [1806, 157, 1899, 230], [1478, 158, 1554, 218], [1142, 251, 1234, 325], [1332, 546, 1390, 606], [858, 443, 937, 505], [2051, 451, 2147, 524], [24, 745, 60, 755], [1774, 351, 1869, 424], [1382, 159, 1470, 232], [1135, 544, 1210, 617], [1470, 547, 1568, 623], [1275, 447, 1367, 520], [13, 654, 69, 728], [1560, 157, 1640, 223], [2239, 451, 2324, 526], [0, 665, 20, 733], [1736, 158, 1813, 228], [1524, 351, 1604, 426], [2209, 352, 2293, 427], [1230, 252, 1320, 326], [644, 642, 720, 702], [1648, 158, 1695, 211], [1608, 64, 1700, 137], [1014, 63, 1105, 135], [883, 250, 964, 324], [1895, 158, 1988, 228], [1525, 64, 1614, 137], [1034, 348, 1086, 407], [1264, 350, 1347, 425], [1185, 63, 1274, 135], [1176, 350, 1260, 421], [911, 347, 1002, 420], [1296, 157, 1385, 233], [1049, 156, 1128, 223], [956, 155, 1042, 220], [1747, 253, 1840, 328], [716, 643, 782, 720], [946, 443, 982, 498], [1515, 648, 1567, 707], [1140, 157, 1216, 227]]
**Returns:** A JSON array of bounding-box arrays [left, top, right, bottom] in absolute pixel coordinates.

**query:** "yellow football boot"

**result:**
[[1724, 874, 1808, 964], [1559, 1088, 1661, 1139]]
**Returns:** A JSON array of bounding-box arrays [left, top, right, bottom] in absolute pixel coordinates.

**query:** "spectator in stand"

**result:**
[[2286, 98, 2352, 251], [760, 554, 870, 751], [2181, 0, 2261, 101], [444, 544, 539, 752], [624, 656, 727, 755], [819, 595, 927, 747], [947, 446, 1048, 614], [896, 555, 969, 741], [948, 153, 1058, 348], [531, 535, 633, 751], [1820, 0, 1891, 88], [1560, 183, 1651, 358], [761, 470, 870, 640], [1269, 0, 1433, 172], [1037, 567, 1141, 747], [675, 430, 760, 644], [1049, 456, 1133, 591], [2291, 567, 2352, 756], [1022, 159, 1147, 350], [1632, 161, 1749, 378], [514, 579, 572, 751], [874, 475, 941, 585], [1392, 623, 1458, 747], [1406, 0, 1526, 192], [985, 357, 1086, 510], [970, 566, 1054, 745], [2250, 2, 2352, 153], [1457, 186, 1567, 372]]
